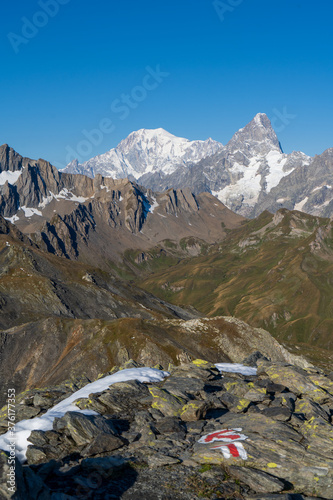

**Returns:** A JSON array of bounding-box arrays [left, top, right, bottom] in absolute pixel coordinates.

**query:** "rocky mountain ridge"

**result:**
[[0, 144, 244, 266], [63, 113, 333, 218], [0, 313, 307, 410]]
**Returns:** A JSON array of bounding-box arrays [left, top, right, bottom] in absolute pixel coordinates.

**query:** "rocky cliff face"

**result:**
[[0, 144, 244, 266], [253, 147, 333, 217]]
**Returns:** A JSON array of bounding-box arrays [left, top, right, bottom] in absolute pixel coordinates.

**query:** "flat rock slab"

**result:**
[[228, 465, 286, 493], [192, 413, 333, 499], [81, 433, 126, 456], [260, 362, 331, 404], [147, 452, 181, 467], [162, 376, 205, 399]]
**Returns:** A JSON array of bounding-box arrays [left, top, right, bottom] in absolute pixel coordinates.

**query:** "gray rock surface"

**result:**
[[1, 356, 331, 498]]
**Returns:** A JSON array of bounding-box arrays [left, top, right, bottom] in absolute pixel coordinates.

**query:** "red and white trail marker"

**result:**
[[198, 428, 248, 460]]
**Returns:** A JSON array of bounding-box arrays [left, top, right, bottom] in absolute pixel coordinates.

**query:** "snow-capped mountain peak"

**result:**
[[62, 115, 314, 218], [63, 128, 223, 179]]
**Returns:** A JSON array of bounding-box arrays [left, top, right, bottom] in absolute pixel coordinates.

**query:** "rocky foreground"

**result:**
[[1, 355, 333, 499]]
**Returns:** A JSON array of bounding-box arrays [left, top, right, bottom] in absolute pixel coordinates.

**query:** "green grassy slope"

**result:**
[[138, 209, 333, 352]]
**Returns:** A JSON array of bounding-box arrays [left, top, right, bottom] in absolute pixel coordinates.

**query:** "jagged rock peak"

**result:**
[[0, 143, 26, 173], [227, 113, 282, 153]]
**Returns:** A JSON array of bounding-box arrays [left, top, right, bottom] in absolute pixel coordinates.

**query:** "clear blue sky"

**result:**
[[0, 0, 332, 168]]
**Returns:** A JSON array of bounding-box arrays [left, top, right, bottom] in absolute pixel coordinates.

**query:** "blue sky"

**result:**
[[0, 0, 332, 168]]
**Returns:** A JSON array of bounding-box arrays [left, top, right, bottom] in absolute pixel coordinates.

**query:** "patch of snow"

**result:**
[[213, 157, 262, 206], [215, 363, 257, 376], [312, 185, 332, 193], [276, 198, 285, 203], [39, 189, 90, 206], [55, 189, 88, 203], [314, 199, 331, 208], [71, 194, 89, 203], [0, 170, 22, 186], [54, 188, 69, 199], [254, 113, 265, 126], [21, 206, 43, 217], [38, 193, 55, 209], [265, 151, 288, 192], [0, 367, 169, 463], [149, 197, 159, 213], [4, 215, 19, 224], [294, 197, 309, 211]]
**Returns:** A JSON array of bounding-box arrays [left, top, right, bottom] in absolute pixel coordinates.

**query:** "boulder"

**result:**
[[154, 417, 186, 438], [180, 401, 208, 421], [295, 397, 330, 422], [81, 433, 126, 456], [162, 376, 205, 399], [53, 412, 117, 446], [170, 360, 219, 380], [220, 392, 251, 413], [149, 387, 186, 417]]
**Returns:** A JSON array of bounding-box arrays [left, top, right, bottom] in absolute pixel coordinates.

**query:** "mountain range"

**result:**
[[1, 139, 333, 368], [1, 125, 333, 499], [63, 113, 333, 218]]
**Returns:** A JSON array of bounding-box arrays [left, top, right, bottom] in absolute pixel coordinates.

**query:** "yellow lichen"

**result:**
[[192, 359, 210, 366], [236, 399, 250, 410]]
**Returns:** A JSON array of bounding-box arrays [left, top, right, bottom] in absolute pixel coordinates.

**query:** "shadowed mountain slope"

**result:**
[[138, 209, 333, 361]]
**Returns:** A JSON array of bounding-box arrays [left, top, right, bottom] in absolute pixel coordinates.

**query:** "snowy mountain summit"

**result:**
[[64, 114, 315, 217], [65, 128, 223, 179]]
